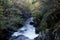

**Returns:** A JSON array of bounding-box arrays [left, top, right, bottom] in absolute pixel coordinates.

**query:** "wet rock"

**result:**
[[33, 18, 40, 34], [1, 28, 16, 40], [30, 22, 34, 25]]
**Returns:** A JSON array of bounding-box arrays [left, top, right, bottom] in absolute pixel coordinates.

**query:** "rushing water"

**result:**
[[9, 17, 39, 40]]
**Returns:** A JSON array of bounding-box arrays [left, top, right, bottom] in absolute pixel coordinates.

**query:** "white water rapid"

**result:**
[[9, 17, 39, 40]]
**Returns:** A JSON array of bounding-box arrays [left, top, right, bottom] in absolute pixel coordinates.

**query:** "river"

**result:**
[[9, 17, 39, 40]]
